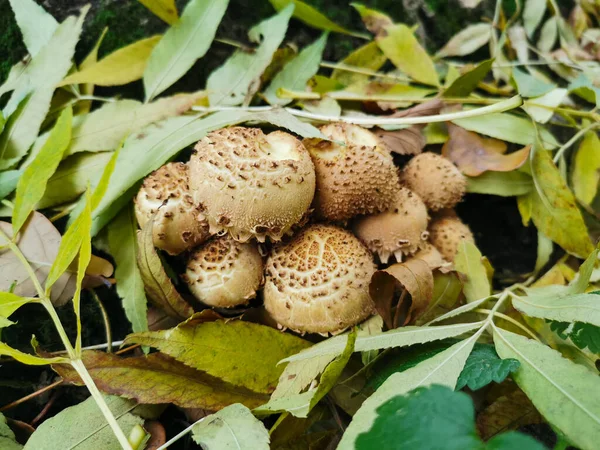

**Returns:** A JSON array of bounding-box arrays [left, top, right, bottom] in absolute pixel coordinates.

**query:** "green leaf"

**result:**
[[456, 344, 520, 391], [208, 6, 293, 106], [144, 0, 229, 100], [493, 327, 600, 450], [0, 292, 33, 318], [538, 17, 558, 53], [125, 319, 309, 394], [377, 23, 439, 87], [0, 9, 86, 170], [269, 0, 363, 37], [192, 404, 269, 450], [0, 170, 22, 201], [427, 296, 492, 325], [137, 0, 178, 24], [467, 171, 533, 197], [573, 130, 600, 204], [282, 321, 485, 363], [415, 272, 463, 325], [108, 206, 148, 334], [331, 41, 387, 87], [12, 105, 72, 235], [523, 0, 547, 37], [444, 59, 494, 98], [0, 341, 67, 365], [264, 33, 327, 105], [436, 23, 492, 58], [337, 334, 481, 449], [569, 74, 600, 109], [486, 432, 546, 450], [512, 68, 556, 98], [550, 321, 600, 354], [522, 88, 568, 124], [512, 292, 600, 327], [55, 351, 268, 409], [526, 137, 594, 258], [8, 0, 58, 57], [59, 36, 162, 87], [271, 355, 336, 400], [24, 395, 144, 450], [454, 240, 491, 303], [0, 412, 23, 450], [452, 113, 559, 148], [136, 213, 194, 320]]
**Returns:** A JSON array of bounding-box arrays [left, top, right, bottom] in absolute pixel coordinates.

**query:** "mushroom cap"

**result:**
[[303, 122, 400, 221], [264, 224, 376, 334], [400, 152, 466, 211], [353, 187, 430, 263], [188, 127, 316, 243], [428, 214, 475, 262], [134, 162, 210, 255], [410, 242, 447, 269], [184, 236, 264, 308]]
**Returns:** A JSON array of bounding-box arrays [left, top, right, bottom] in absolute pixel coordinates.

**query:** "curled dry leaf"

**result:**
[[369, 258, 434, 329], [144, 421, 166, 450], [443, 124, 530, 176], [54, 350, 268, 410], [0, 212, 111, 306]]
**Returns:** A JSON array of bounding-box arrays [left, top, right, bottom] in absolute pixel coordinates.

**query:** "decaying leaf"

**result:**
[[436, 23, 492, 58], [442, 124, 530, 176]]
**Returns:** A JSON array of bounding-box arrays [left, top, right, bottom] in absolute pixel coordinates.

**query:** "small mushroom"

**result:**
[[400, 152, 466, 211], [184, 236, 263, 308], [409, 242, 448, 269], [353, 187, 429, 263], [263, 224, 376, 335], [188, 127, 316, 243], [134, 162, 210, 255], [303, 122, 400, 221], [428, 213, 475, 262]]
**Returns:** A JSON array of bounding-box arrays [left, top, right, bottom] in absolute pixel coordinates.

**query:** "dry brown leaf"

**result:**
[[369, 258, 434, 328], [442, 124, 530, 176], [144, 421, 166, 450]]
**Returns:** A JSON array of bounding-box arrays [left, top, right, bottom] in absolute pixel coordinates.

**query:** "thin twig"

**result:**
[[31, 391, 60, 426], [553, 122, 600, 163], [0, 379, 64, 412], [156, 417, 207, 450], [90, 290, 113, 353]]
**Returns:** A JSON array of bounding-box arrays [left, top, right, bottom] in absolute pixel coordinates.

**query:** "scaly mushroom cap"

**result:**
[[353, 187, 429, 263], [264, 224, 376, 334], [303, 122, 400, 221], [400, 152, 466, 211], [188, 127, 316, 243], [429, 214, 475, 262], [134, 162, 210, 255], [184, 236, 264, 308], [410, 242, 447, 269]]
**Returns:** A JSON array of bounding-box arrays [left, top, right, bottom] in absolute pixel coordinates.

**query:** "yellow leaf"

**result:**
[[573, 130, 600, 204], [77, 27, 108, 114], [0, 342, 67, 365], [137, 0, 178, 24], [59, 35, 162, 87]]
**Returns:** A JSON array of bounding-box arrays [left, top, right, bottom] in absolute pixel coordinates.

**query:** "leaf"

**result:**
[[136, 214, 193, 320], [512, 292, 600, 327], [144, 0, 229, 101], [282, 321, 485, 362], [369, 259, 434, 328], [427, 296, 492, 325], [207, 6, 293, 106], [493, 327, 600, 450], [550, 320, 600, 354], [108, 206, 148, 334], [436, 23, 492, 58], [456, 344, 520, 391], [573, 130, 600, 204], [59, 35, 162, 87], [0, 413, 22, 450], [415, 271, 463, 325], [0, 292, 33, 318], [192, 404, 270, 450], [523, 0, 547, 37], [269, 0, 362, 37], [569, 74, 600, 109], [512, 68, 556, 98], [264, 33, 327, 106], [0, 170, 22, 201], [24, 395, 144, 450], [0, 341, 66, 365], [377, 24, 439, 87], [452, 113, 559, 148], [522, 88, 568, 124], [12, 106, 72, 235], [467, 171, 533, 197], [337, 334, 481, 449], [0, 10, 86, 170], [359, 315, 384, 365], [8, 0, 58, 57], [55, 351, 268, 410], [271, 355, 336, 400], [331, 41, 387, 87], [137, 0, 178, 24], [444, 59, 494, 98], [125, 318, 309, 394], [443, 124, 530, 177], [537, 17, 558, 53], [76, 27, 108, 115], [526, 137, 594, 258], [454, 241, 491, 303], [91, 109, 321, 235]]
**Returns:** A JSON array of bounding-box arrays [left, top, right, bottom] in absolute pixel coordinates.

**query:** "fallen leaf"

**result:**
[[436, 23, 492, 58], [137, 0, 178, 24], [331, 41, 387, 87], [0, 412, 21, 450], [444, 59, 494, 98], [512, 68, 556, 98], [454, 240, 491, 303], [415, 271, 463, 325], [522, 88, 568, 123], [8, 0, 58, 57], [352, 3, 394, 36], [573, 130, 600, 204], [523, 0, 547, 37], [467, 171, 533, 197], [143, 421, 166, 450], [55, 351, 268, 410], [442, 123, 530, 176]]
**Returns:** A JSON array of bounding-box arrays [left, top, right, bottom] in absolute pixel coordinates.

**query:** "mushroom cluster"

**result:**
[[134, 123, 473, 334]]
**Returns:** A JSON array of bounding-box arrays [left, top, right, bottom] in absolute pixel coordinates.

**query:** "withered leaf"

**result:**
[[54, 351, 268, 410], [369, 258, 434, 329], [442, 124, 530, 177], [136, 214, 193, 320]]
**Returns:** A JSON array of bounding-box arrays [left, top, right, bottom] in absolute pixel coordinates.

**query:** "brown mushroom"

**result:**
[[428, 214, 475, 262]]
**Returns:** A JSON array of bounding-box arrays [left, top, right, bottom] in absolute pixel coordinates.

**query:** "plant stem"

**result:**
[[319, 61, 410, 81], [90, 290, 112, 352], [553, 122, 600, 163], [474, 308, 541, 342], [156, 417, 207, 450], [71, 359, 133, 450]]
